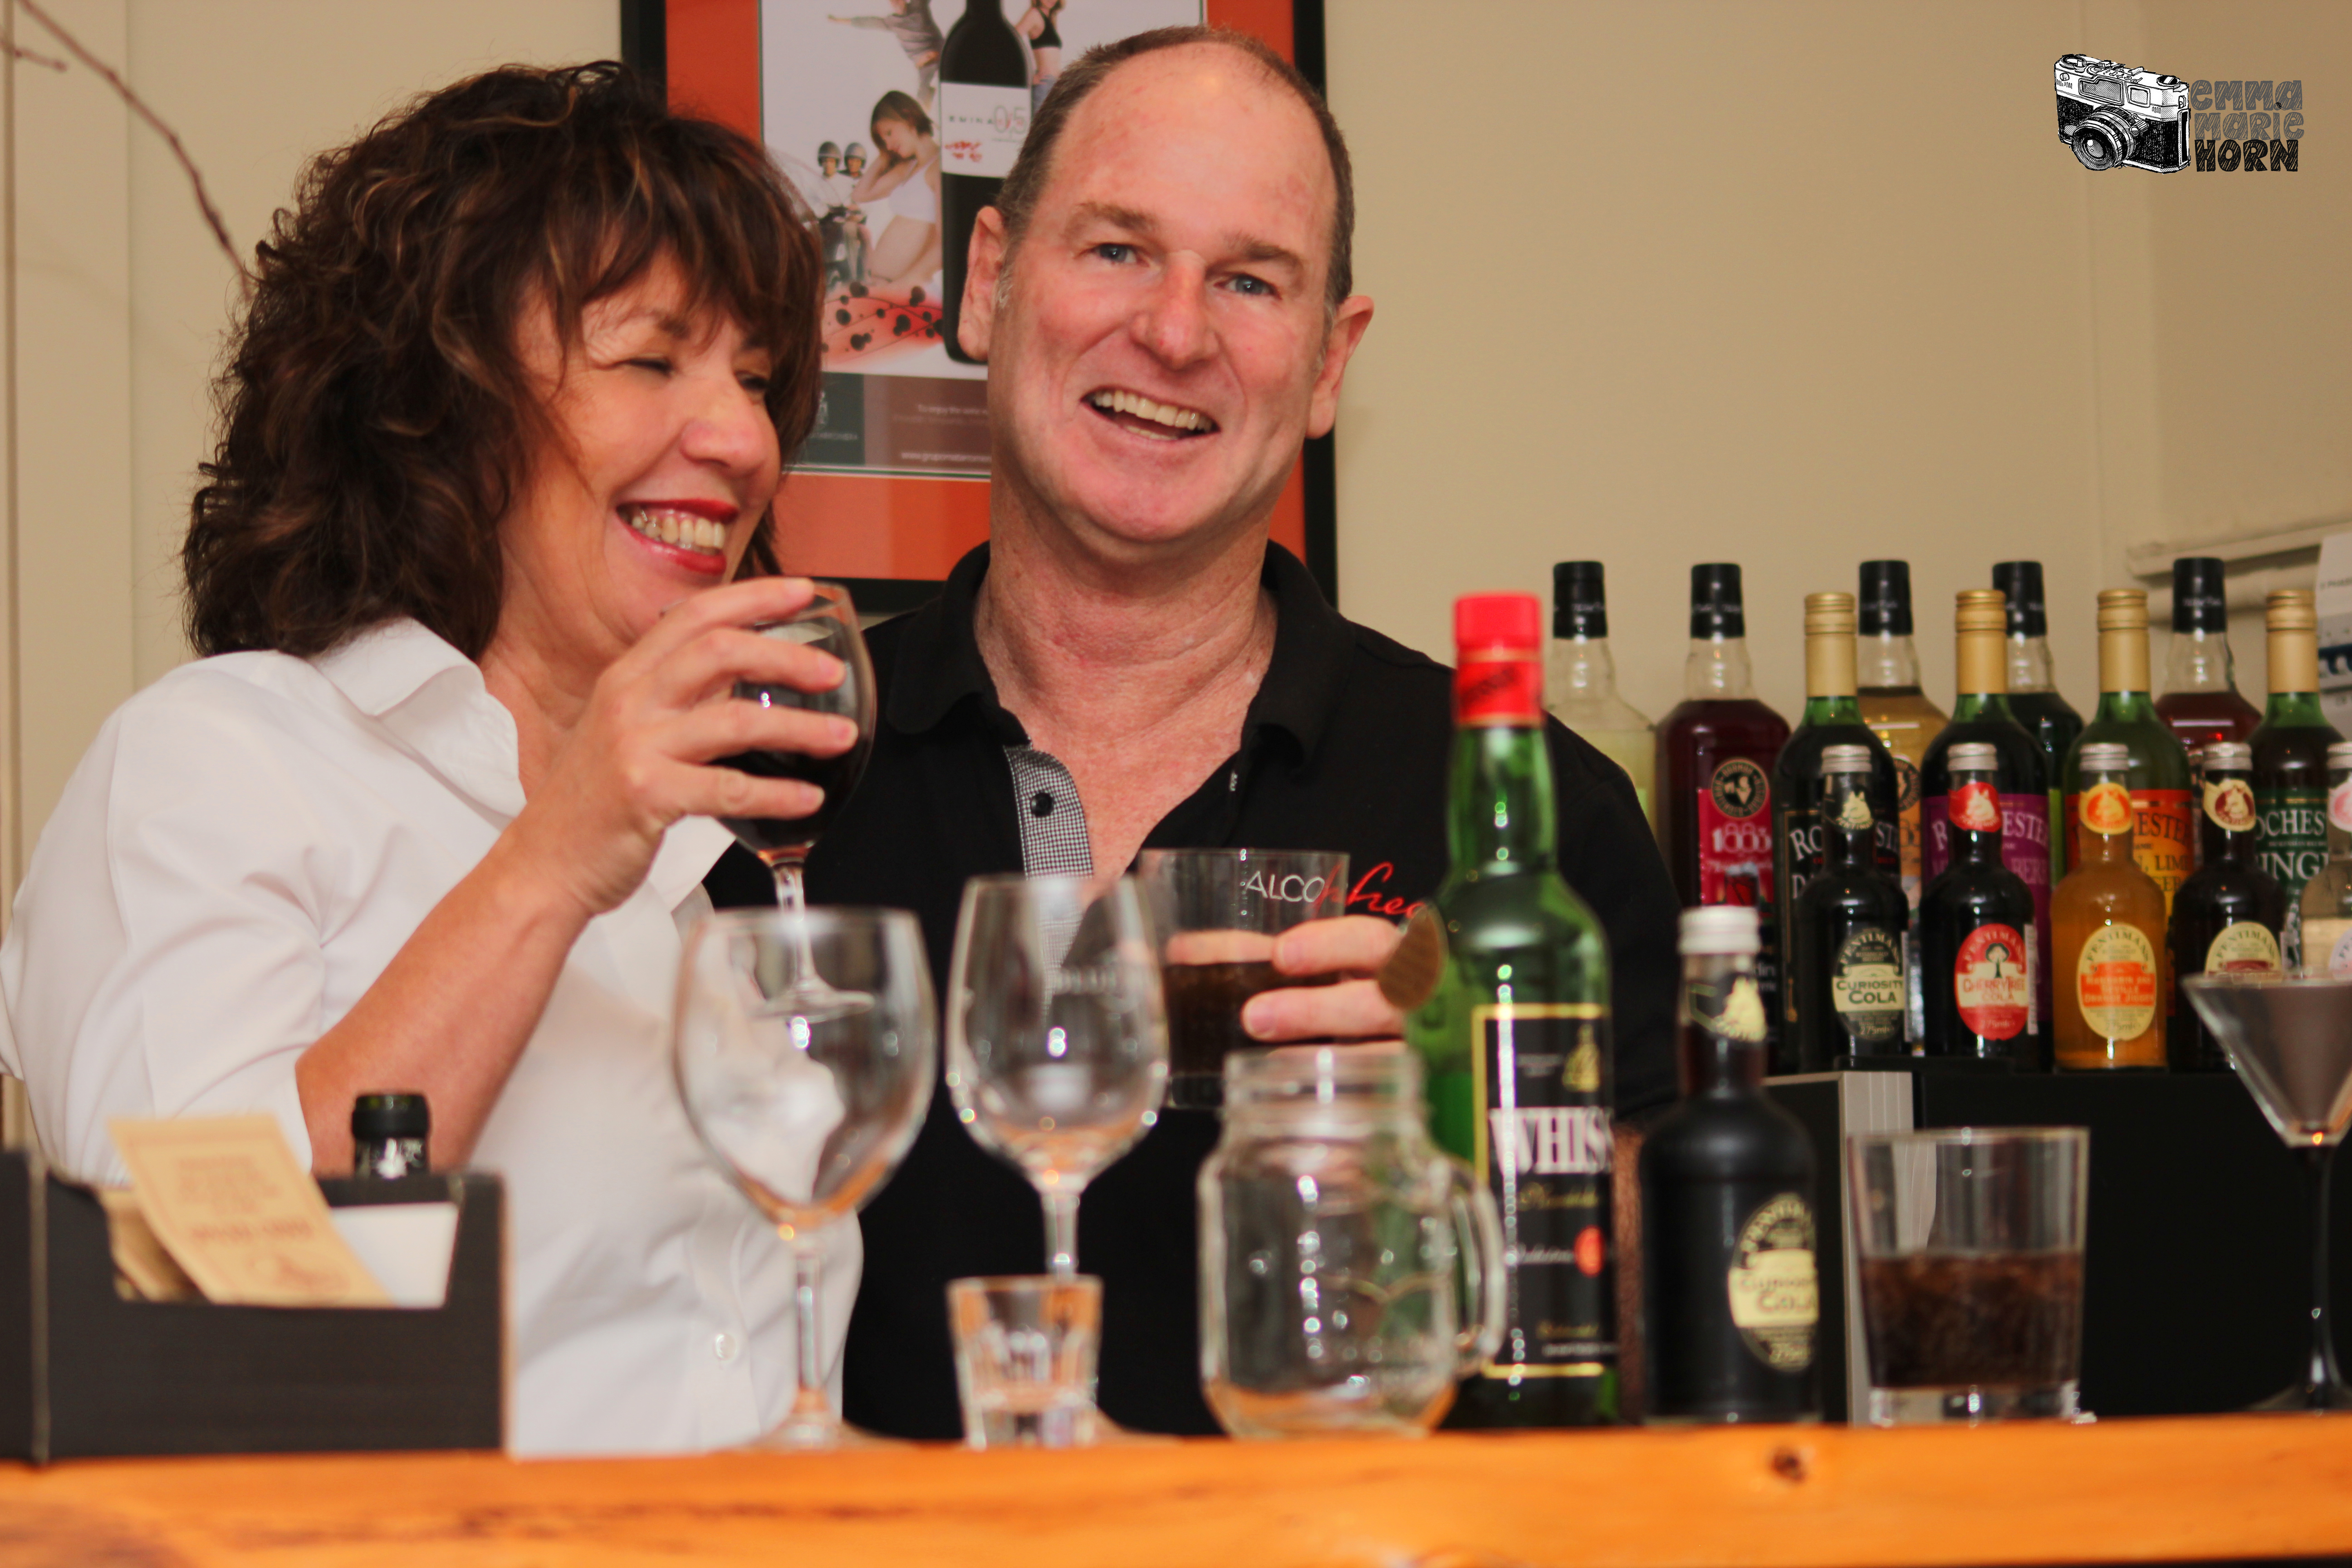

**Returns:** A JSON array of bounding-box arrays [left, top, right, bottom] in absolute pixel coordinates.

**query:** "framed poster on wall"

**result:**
[[622, 0, 1336, 612]]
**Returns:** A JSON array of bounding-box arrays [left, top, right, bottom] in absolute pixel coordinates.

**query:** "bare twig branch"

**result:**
[[6, 40, 66, 71], [15, 0, 251, 296]]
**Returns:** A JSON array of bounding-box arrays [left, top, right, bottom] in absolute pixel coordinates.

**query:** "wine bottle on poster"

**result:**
[[938, 1, 1031, 364]]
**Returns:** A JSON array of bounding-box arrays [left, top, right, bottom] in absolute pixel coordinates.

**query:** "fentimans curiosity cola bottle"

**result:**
[[1642, 906, 1821, 1424], [937, 0, 1029, 363], [1920, 589, 2053, 1044], [2250, 589, 2342, 967], [1770, 592, 1900, 1068], [2054, 743, 2168, 1069], [1411, 593, 1617, 1426], [1993, 561, 2084, 877], [1919, 742, 2041, 1066], [2167, 740, 2284, 1069], [1657, 565, 1790, 1047], [2153, 557, 2262, 782], [1548, 562, 1656, 831], [2295, 742, 2352, 978], [1790, 745, 1910, 1070]]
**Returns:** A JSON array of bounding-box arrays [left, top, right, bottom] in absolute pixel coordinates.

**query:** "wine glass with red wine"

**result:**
[[717, 581, 876, 1017]]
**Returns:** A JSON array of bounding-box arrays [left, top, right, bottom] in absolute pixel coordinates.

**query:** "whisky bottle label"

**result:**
[[1954, 923, 2031, 1040], [1830, 926, 1906, 1044], [2204, 921, 2283, 976], [1696, 759, 1773, 909], [2077, 923, 2159, 1037], [1470, 1004, 1615, 1377], [2303, 918, 2352, 979], [2204, 778, 2257, 832], [1725, 1193, 1818, 1373]]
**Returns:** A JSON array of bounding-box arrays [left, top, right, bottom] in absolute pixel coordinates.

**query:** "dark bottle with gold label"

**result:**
[[1790, 745, 1910, 1070], [1641, 906, 1821, 1425], [2168, 740, 2285, 1070]]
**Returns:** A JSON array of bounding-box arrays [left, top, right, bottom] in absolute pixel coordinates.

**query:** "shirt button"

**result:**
[[1032, 791, 1056, 817], [713, 1332, 740, 1363]]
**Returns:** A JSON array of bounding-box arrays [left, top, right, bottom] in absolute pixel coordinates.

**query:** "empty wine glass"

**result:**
[[947, 874, 1168, 1278], [717, 580, 876, 1018], [673, 906, 936, 1448]]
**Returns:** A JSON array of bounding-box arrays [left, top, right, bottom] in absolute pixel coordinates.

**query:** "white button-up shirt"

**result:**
[[0, 618, 854, 1456]]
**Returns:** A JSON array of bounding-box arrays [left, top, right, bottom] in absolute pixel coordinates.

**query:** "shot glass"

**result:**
[[1848, 1127, 2091, 1425], [1138, 849, 1349, 1110], [948, 1274, 1103, 1450]]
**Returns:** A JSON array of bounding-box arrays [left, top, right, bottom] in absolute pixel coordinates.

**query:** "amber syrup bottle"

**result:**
[[2167, 740, 2285, 1070], [1919, 742, 2041, 1066], [2054, 743, 2169, 1070]]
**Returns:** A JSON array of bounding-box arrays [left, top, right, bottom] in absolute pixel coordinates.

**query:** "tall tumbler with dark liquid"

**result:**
[[1657, 565, 1789, 1047], [937, 0, 1029, 363], [1139, 848, 1346, 1110]]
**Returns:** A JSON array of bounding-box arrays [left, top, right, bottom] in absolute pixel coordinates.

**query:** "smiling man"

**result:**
[[803, 27, 1678, 1439]]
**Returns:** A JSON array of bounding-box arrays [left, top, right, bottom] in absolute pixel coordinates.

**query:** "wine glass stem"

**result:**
[[1042, 1188, 1082, 1279], [789, 1236, 833, 1426], [769, 853, 819, 985], [2302, 1144, 2344, 1399]]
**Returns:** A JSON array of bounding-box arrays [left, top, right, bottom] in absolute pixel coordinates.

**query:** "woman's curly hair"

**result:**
[[185, 62, 823, 660]]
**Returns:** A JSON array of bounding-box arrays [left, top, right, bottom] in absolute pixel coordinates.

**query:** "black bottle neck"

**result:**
[[1821, 773, 1877, 872], [1676, 953, 1768, 1097], [2199, 773, 2259, 867], [1949, 772, 2005, 867]]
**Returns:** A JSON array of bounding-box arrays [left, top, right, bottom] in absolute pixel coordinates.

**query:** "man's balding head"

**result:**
[[993, 26, 1356, 312]]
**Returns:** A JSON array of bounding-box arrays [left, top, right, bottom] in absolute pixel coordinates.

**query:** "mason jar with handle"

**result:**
[[1198, 1046, 1505, 1438]]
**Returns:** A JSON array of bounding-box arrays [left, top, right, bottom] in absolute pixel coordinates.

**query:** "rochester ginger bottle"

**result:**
[[2054, 743, 2168, 1069], [2250, 589, 2342, 968], [936, 0, 1029, 363], [1409, 593, 1617, 1427], [2153, 556, 2262, 780], [1920, 589, 2053, 1048], [1790, 745, 1909, 1070], [1919, 742, 2040, 1066], [2065, 590, 2194, 968], [2295, 741, 2352, 978], [1656, 564, 1790, 1044], [1769, 592, 1900, 1066], [1548, 561, 1655, 832], [1993, 560, 2085, 877], [2167, 741, 2284, 1070], [1856, 560, 1950, 915], [1641, 906, 1820, 1425]]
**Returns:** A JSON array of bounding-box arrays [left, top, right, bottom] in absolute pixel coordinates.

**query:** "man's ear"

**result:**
[[1305, 294, 1374, 441], [959, 205, 1011, 362]]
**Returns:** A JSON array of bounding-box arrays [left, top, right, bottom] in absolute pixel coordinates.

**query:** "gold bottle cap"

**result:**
[[1804, 592, 1857, 635], [1954, 588, 2007, 636], [2097, 588, 2149, 632], [2267, 588, 2318, 632]]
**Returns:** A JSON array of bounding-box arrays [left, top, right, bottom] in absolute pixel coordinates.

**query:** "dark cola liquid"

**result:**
[[1861, 1251, 2083, 1387], [715, 747, 866, 858], [1162, 961, 1334, 1106]]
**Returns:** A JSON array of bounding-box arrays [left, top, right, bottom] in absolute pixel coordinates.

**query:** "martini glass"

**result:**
[[2182, 972, 2352, 1411]]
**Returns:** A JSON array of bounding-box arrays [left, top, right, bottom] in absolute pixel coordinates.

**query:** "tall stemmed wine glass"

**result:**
[[2183, 972, 2352, 1411], [674, 906, 936, 1448], [718, 581, 875, 1018], [948, 874, 1167, 1277]]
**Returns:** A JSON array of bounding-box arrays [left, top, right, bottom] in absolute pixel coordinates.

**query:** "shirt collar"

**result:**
[[884, 540, 1353, 761], [311, 617, 482, 717]]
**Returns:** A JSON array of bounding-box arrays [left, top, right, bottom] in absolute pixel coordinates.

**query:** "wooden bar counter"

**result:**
[[2, 1416, 2349, 1567]]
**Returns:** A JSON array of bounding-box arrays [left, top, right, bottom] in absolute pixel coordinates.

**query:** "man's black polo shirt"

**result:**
[[795, 541, 1680, 1440]]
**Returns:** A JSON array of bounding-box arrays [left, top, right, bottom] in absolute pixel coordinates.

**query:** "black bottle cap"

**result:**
[[1553, 561, 1608, 638], [2172, 556, 2229, 633], [351, 1092, 430, 1141], [1857, 560, 1913, 636], [1991, 561, 2046, 637], [1689, 563, 1744, 639]]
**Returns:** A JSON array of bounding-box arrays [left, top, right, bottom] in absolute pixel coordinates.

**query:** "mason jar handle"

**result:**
[[1443, 1154, 1507, 1377]]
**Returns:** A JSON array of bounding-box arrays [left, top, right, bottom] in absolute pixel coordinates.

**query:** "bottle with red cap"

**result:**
[[1405, 591, 1618, 1427]]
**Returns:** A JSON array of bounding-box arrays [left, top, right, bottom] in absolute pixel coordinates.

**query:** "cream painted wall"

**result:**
[[8, 0, 617, 879], [1326, 0, 2351, 728]]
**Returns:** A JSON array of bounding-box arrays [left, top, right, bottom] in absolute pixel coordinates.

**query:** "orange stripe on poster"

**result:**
[[670, 0, 1310, 581]]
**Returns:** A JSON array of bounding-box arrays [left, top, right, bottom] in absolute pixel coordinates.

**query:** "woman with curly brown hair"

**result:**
[[0, 63, 851, 1455]]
